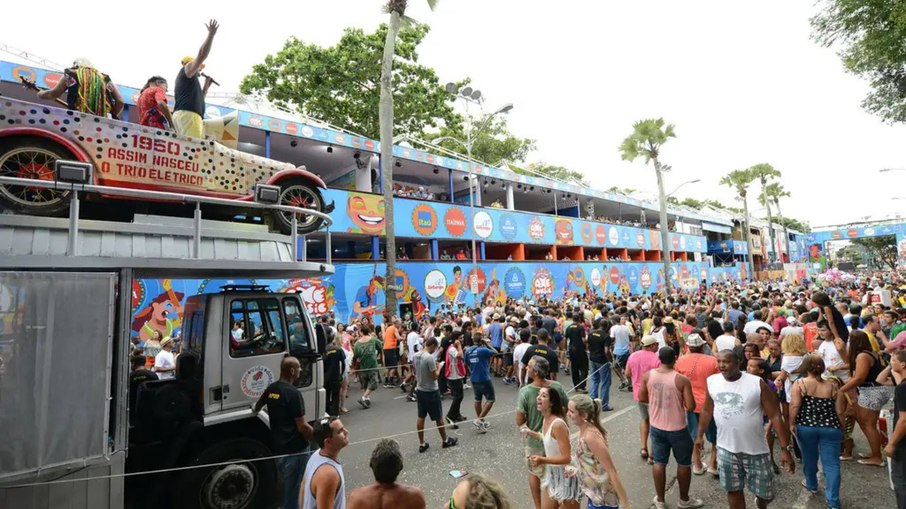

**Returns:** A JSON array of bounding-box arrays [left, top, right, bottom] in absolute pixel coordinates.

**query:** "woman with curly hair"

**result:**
[[446, 473, 512, 509]]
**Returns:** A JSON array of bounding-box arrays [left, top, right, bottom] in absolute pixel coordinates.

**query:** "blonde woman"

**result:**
[[446, 473, 512, 509], [567, 394, 630, 509]]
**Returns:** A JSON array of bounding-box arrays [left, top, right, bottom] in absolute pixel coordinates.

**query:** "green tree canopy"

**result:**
[[770, 216, 811, 233], [240, 23, 461, 139], [851, 235, 898, 269], [812, 1, 906, 122], [425, 113, 536, 166]]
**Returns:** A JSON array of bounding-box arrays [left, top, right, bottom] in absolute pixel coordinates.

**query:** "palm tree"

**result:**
[[720, 169, 756, 276], [379, 0, 437, 316], [619, 118, 676, 292], [760, 182, 791, 262], [748, 163, 781, 263]]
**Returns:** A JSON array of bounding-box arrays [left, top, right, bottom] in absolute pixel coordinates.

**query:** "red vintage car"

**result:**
[[0, 96, 329, 233]]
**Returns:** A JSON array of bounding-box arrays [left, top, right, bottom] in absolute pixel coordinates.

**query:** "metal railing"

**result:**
[[0, 176, 333, 265]]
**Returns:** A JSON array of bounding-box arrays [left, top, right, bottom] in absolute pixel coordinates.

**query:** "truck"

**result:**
[[0, 175, 334, 509]]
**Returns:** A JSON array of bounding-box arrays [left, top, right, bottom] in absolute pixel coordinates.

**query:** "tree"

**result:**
[[774, 216, 811, 233], [378, 0, 438, 318], [240, 22, 456, 140], [519, 162, 587, 185], [606, 186, 638, 195], [427, 113, 536, 166], [619, 118, 676, 292], [720, 169, 756, 275], [811, 1, 906, 122], [759, 181, 792, 260], [851, 235, 898, 269], [748, 163, 781, 262]]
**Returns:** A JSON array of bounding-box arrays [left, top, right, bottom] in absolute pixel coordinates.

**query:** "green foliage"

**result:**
[[748, 163, 781, 185], [240, 23, 461, 139], [606, 186, 638, 195], [426, 113, 536, 166], [851, 235, 898, 269], [771, 216, 811, 233], [618, 118, 676, 165], [719, 169, 755, 198], [508, 162, 587, 186], [759, 182, 791, 208], [811, 1, 906, 122]]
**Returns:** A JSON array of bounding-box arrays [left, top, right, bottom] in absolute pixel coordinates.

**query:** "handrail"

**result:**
[[0, 176, 333, 265]]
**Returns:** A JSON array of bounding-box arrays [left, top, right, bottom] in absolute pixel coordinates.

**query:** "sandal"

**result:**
[[640, 448, 649, 460], [800, 480, 818, 494], [839, 455, 853, 461], [857, 459, 884, 467]]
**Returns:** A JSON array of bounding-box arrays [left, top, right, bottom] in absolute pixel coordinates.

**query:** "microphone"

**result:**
[[199, 72, 219, 86]]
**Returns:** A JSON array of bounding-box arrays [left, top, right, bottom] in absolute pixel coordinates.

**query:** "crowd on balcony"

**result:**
[[392, 183, 437, 201]]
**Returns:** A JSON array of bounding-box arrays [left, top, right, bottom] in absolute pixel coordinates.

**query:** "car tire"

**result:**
[[0, 137, 72, 215], [176, 438, 276, 509], [273, 178, 325, 235]]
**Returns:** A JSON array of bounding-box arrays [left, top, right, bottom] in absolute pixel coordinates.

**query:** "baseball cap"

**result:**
[[641, 335, 658, 347], [686, 333, 705, 347], [181, 56, 205, 69]]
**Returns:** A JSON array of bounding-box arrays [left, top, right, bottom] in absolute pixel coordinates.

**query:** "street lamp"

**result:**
[[666, 179, 701, 198], [880, 168, 906, 172], [440, 83, 514, 306]]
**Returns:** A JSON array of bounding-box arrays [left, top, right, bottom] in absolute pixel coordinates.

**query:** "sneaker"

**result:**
[[502, 377, 515, 385], [463, 383, 471, 389], [677, 497, 703, 509], [473, 419, 485, 432], [601, 406, 615, 412], [652, 496, 666, 509], [358, 397, 368, 409], [419, 442, 430, 453], [406, 394, 417, 402], [481, 420, 491, 432], [364, 398, 371, 408], [445, 416, 459, 430], [399, 382, 408, 392], [454, 415, 468, 423], [442, 437, 458, 448]]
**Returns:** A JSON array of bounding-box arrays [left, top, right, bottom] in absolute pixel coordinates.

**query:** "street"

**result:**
[[336, 372, 897, 509]]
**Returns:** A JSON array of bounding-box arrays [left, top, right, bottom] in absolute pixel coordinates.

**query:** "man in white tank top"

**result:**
[[695, 350, 794, 509], [302, 418, 349, 509]]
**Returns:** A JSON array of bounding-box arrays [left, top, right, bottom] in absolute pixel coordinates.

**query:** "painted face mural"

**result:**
[[554, 219, 574, 245], [346, 193, 385, 235], [131, 280, 184, 341]]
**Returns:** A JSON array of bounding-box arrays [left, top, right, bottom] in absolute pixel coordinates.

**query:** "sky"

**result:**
[[4, 1, 905, 228]]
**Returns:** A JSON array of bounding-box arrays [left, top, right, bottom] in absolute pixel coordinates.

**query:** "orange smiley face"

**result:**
[[347, 194, 385, 234]]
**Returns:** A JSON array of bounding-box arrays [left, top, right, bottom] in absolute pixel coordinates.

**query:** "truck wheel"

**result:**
[[0, 138, 71, 215], [273, 178, 325, 235], [177, 438, 276, 509]]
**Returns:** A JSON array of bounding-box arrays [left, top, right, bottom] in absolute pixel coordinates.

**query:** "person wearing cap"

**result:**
[[624, 335, 661, 463], [675, 331, 720, 476], [174, 19, 219, 138], [153, 336, 176, 380], [37, 57, 124, 118]]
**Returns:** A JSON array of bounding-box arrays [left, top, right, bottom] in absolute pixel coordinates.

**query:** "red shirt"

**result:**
[[138, 86, 169, 129]]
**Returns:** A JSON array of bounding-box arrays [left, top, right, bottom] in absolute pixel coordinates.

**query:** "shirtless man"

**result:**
[[347, 439, 425, 509]]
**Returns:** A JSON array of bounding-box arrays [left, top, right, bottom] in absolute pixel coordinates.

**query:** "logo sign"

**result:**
[[627, 267, 639, 288], [240, 366, 275, 398], [580, 222, 593, 244], [590, 268, 602, 287], [608, 227, 620, 246], [621, 229, 631, 246], [531, 269, 555, 298], [640, 267, 652, 290], [249, 116, 264, 127], [529, 217, 545, 241], [296, 280, 334, 316], [679, 235, 687, 251], [554, 219, 574, 244], [473, 211, 493, 239], [672, 235, 680, 249], [700, 268, 709, 281], [846, 229, 859, 238], [43, 72, 63, 89], [411, 204, 437, 236], [696, 239, 703, 251], [466, 268, 487, 294], [285, 123, 298, 135], [500, 214, 517, 240], [609, 266, 620, 285], [504, 267, 526, 297], [830, 230, 843, 240], [424, 270, 447, 300], [595, 225, 606, 244], [636, 231, 645, 248], [444, 208, 467, 236]]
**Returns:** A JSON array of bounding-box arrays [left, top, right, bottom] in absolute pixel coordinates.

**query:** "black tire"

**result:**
[[273, 178, 325, 235], [176, 438, 276, 509], [0, 137, 73, 216]]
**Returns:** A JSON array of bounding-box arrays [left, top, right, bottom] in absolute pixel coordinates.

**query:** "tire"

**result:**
[[273, 178, 325, 235], [176, 438, 276, 509], [0, 137, 72, 215]]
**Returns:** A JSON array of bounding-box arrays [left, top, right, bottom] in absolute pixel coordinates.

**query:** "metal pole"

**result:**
[[655, 163, 672, 292], [326, 228, 332, 265], [554, 192, 558, 215], [291, 214, 298, 261], [193, 202, 202, 258], [67, 187, 80, 256]]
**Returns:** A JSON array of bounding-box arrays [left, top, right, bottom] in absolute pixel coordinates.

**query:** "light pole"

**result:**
[[880, 168, 906, 173], [666, 179, 701, 198], [438, 83, 513, 307], [654, 168, 698, 292]]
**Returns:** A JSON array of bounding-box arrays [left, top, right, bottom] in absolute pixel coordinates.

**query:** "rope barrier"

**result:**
[[1, 359, 614, 489]]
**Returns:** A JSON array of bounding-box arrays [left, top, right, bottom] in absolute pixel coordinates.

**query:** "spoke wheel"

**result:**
[[0, 139, 71, 215], [274, 179, 325, 235]]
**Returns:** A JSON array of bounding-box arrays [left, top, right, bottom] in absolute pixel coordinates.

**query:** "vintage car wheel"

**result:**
[[0, 138, 71, 215], [274, 178, 325, 235]]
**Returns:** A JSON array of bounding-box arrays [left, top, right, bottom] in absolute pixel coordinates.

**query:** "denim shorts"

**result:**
[[686, 411, 717, 444], [650, 426, 693, 467], [472, 381, 495, 402]]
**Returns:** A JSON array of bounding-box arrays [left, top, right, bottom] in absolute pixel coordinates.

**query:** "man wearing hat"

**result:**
[[153, 336, 177, 380], [37, 57, 124, 118], [174, 19, 219, 138], [675, 331, 719, 475]]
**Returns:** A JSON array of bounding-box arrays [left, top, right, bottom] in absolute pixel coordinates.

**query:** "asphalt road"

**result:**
[[335, 372, 897, 509]]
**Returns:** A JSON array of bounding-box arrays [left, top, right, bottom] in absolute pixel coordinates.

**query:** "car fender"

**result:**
[[265, 167, 326, 189], [0, 127, 92, 163]]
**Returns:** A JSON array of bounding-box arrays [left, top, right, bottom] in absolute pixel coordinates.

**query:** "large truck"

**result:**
[[0, 177, 334, 509]]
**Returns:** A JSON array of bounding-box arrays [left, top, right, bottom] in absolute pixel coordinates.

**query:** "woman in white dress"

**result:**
[[528, 387, 581, 509]]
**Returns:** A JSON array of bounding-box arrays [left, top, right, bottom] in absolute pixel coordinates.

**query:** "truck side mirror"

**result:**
[[314, 323, 328, 354]]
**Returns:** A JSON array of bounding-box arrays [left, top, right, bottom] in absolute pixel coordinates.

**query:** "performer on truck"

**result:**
[[137, 76, 175, 130], [174, 19, 219, 138], [37, 58, 124, 118]]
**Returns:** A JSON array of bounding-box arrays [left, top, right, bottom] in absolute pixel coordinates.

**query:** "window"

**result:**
[[229, 299, 286, 358], [186, 310, 205, 354], [283, 298, 312, 353]]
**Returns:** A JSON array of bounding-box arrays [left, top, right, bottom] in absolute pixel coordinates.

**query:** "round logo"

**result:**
[[473, 211, 493, 239], [672, 235, 680, 249], [504, 267, 526, 297], [679, 235, 687, 251], [301, 125, 315, 138], [466, 268, 487, 294], [268, 119, 283, 131], [240, 366, 275, 398], [636, 231, 645, 248], [846, 229, 859, 238], [531, 269, 555, 298], [580, 222, 593, 244], [590, 268, 602, 287], [411, 204, 438, 236], [424, 270, 447, 300], [43, 72, 63, 89], [500, 214, 517, 240], [627, 267, 639, 288], [205, 105, 223, 119], [609, 266, 620, 285], [595, 225, 606, 244], [529, 217, 545, 241], [608, 227, 620, 246], [444, 208, 467, 236], [640, 267, 652, 290], [831, 230, 843, 240], [622, 229, 631, 246], [285, 123, 298, 135]]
